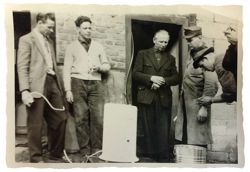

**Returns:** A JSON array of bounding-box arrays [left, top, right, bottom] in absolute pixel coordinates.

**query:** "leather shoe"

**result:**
[[80, 147, 91, 156], [156, 158, 170, 163], [48, 155, 70, 163], [37, 160, 45, 163]]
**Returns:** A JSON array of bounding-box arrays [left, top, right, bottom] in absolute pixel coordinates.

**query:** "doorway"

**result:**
[[130, 19, 182, 106], [13, 11, 31, 105], [125, 15, 189, 105], [125, 15, 189, 156]]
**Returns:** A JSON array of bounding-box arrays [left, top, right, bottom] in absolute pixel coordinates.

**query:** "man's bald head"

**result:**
[[153, 30, 170, 52]]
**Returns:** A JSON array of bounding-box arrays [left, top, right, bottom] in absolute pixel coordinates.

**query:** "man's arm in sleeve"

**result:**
[[164, 56, 180, 86], [63, 45, 74, 92], [17, 36, 31, 92], [202, 71, 219, 98], [132, 51, 152, 87], [98, 45, 111, 73]]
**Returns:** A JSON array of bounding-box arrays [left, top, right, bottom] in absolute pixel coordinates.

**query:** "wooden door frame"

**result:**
[[125, 14, 193, 104]]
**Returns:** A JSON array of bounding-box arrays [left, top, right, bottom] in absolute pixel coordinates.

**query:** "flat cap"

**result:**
[[193, 47, 214, 69], [184, 26, 202, 39]]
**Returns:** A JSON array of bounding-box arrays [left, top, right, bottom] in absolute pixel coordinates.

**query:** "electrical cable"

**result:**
[[30, 92, 65, 111], [63, 149, 73, 163], [31, 92, 102, 163], [31, 92, 71, 162], [124, 33, 135, 104], [84, 150, 103, 163]]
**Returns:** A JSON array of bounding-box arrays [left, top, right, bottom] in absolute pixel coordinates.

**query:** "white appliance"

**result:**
[[99, 103, 139, 163]]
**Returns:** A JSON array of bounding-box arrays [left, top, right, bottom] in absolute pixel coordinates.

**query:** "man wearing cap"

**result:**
[[222, 25, 238, 82], [194, 50, 237, 106], [175, 26, 218, 148]]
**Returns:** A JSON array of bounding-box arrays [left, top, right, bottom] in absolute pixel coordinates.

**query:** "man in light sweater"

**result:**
[[63, 16, 110, 155]]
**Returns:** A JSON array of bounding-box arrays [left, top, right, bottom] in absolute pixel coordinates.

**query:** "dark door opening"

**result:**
[[13, 11, 31, 105], [125, 14, 190, 157], [131, 19, 182, 106], [128, 18, 182, 156]]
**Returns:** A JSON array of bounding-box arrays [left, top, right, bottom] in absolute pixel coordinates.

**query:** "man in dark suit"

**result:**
[[17, 13, 67, 163], [132, 30, 180, 162]]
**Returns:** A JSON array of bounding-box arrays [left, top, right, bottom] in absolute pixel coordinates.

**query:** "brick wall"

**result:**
[[55, 13, 126, 103], [55, 12, 239, 163], [196, 12, 238, 163]]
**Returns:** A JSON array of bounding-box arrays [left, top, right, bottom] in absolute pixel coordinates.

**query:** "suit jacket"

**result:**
[[132, 47, 180, 107], [17, 30, 63, 98]]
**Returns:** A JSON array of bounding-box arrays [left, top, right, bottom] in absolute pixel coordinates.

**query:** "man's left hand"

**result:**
[[98, 64, 111, 73], [151, 83, 160, 90], [197, 96, 213, 106], [224, 26, 237, 45], [197, 106, 208, 123], [90, 65, 100, 73]]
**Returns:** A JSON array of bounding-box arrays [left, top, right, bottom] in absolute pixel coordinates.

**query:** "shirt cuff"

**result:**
[[21, 89, 30, 93]]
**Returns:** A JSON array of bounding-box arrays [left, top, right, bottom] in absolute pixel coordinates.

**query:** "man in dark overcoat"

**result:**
[[133, 30, 180, 162]]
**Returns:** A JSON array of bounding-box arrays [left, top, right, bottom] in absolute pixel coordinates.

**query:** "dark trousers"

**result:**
[[26, 75, 67, 162], [71, 78, 103, 152], [138, 94, 172, 161]]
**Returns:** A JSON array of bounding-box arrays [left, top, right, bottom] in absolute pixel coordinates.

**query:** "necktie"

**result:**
[[43, 37, 55, 75], [44, 37, 50, 53], [155, 52, 161, 65]]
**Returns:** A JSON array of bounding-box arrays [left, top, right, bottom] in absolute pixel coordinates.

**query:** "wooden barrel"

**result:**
[[174, 144, 207, 164]]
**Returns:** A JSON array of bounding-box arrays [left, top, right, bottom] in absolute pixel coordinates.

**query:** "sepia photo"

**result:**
[[4, 3, 243, 168]]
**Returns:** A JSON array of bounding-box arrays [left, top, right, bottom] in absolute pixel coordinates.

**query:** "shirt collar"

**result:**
[[154, 48, 162, 54], [34, 28, 46, 40], [78, 36, 91, 45]]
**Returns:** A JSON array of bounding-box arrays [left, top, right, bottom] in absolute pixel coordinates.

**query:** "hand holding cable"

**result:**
[[22, 91, 65, 111], [22, 91, 34, 107]]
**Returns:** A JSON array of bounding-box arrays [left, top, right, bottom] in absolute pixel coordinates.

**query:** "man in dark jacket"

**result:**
[[133, 30, 180, 162], [192, 46, 237, 105], [222, 25, 238, 83]]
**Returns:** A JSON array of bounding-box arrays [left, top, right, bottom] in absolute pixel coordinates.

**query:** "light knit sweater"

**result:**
[[63, 40, 110, 91]]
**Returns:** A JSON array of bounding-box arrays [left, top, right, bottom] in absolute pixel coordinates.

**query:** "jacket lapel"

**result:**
[[31, 30, 46, 58], [157, 51, 169, 70], [147, 48, 158, 70], [31, 31, 57, 69]]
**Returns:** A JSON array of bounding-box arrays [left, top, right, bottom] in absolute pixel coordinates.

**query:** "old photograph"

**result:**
[[4, 3, 243, 168]]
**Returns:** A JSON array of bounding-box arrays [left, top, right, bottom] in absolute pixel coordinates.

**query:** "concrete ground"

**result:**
[[16, 134, 231, 164], [15, 134, 158, 163]]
